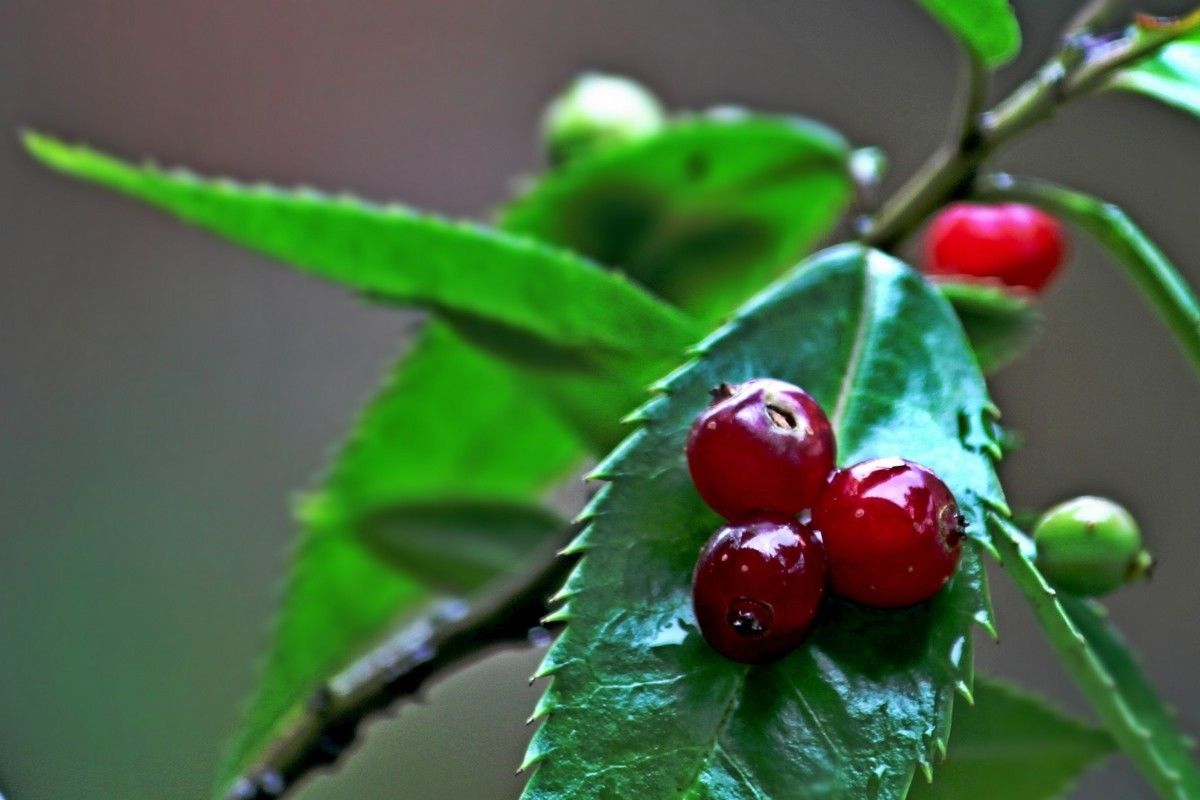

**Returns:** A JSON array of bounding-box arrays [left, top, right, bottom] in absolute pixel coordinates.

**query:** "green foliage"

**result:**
[[911, 0, 1021, 67], [937, 281, 1041, 372], [359, 499, 565, 591], [988, 515, 1200, 800], [908, 677, 1113, 800], [23, 132, 698, 367], [1110, 31, 1200, 119], [522, 245, 1007, 800], [213, 323, 586, 795], [978, 176, 1200, 378], [501, 114, 853, 325], [1060, 596, 1200, 798]]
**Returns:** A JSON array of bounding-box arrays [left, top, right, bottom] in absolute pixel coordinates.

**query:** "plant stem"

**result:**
[[865, 6, 1197, 251], [862, 48, 987, 251], [226, 8, 1200, 799], [224, 539, 577, 800]]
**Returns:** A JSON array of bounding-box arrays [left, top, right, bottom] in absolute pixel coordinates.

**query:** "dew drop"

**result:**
[[527, 626, 554, 648]]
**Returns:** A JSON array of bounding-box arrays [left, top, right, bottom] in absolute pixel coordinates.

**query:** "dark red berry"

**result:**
[[692, 514, 826, 663], [812, 458, 964, 608], [922, 202, 1067, 294], [686, 379, 836, 519]]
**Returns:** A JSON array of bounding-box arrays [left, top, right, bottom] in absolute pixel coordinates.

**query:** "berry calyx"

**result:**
[[540, 72, 666, 165], [686, 379, 836, 520], [1033, 496, 1153, 597], [922, 202, 1067, 294], [812, 458, 964, 608], [692, 514, 827, 663]]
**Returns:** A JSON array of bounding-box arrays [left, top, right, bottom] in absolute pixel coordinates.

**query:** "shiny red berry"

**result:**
[[686, 379, 836, 519], [922, 202, 1067, 294], [692, 514, 827, 663], [812, 458, 965, 608]]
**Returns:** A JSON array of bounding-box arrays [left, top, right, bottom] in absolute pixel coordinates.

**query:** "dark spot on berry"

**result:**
[[727, 597, 773, 637], [685, 152, 709, 181]]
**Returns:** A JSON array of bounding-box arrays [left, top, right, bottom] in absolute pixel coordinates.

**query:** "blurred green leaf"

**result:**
[[522, 245, 1007, 800], [24, 131, 698, 367], [908, 676, 1113, 799], [25, 131, 713, 794], [213, 323, 585, 797], [911, 0, 1021, 67], [937, 280, 1041, 372], [988, 515, 1200, 799], [1110, 30, 1200, 119], [500, 114, 853, 324], [359, 499, 566, 592]]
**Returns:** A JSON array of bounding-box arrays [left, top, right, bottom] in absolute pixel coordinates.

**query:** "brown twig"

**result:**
[[224, 535, 578, 800]]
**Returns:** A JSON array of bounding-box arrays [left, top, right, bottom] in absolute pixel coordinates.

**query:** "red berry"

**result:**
[[686, 379, 836, 519], [692, 514, 827, 663], [812, 458, 964, 608], [922, 202, 1066, 293]]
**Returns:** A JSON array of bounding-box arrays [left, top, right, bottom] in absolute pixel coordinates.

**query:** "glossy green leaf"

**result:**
[[937, 281, 1041, 372], [359, 499, 566, 592], [24, 131, 698, 367], [976, 175, 1200, 379], [1110, 31, 1200, 119], [213, 322, 585, 796], [988, 515, 1200, 800], [908, 676, 1112, 800], [1106, 10, 1200, 119], [500, 114, 853, 324], [911, 0, 1021, 67], [522, 245, 1008, 800], [1060, 596, 1200, 798]]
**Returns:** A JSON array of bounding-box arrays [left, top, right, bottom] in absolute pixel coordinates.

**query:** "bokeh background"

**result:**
[[2, 1, 1198, 797]]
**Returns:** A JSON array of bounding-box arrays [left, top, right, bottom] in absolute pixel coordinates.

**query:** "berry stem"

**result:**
[[222, 536, 577, 800], [863, 6, 1197, 252]]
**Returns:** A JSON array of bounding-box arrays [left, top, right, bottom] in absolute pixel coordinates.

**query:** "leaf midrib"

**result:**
[[829, 261, 874, 436], [679, 669, 748, 798], [676, 258, 877, 796]]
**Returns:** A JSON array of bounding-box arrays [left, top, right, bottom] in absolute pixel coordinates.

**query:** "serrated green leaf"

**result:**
[[988, 515, 1200, 800], [522, 245, 1008, 800], [908, 676, 1113, 800], [937, 280, 1042, 372], [911, 0, 1021, 67], [359, 499, 565, 592], [213, 322, 585, 797], [24, 131, 706, 793], [1110, 30, 1200, 119], [977, 175, 1200, 379], [500, 114, 853, 325], [1060, 596, 1200, 798], [23, 131, 698, 367]]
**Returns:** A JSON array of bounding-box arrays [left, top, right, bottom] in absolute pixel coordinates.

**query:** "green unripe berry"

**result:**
[[540, 72, 666, 165], [1033, 496, 1153, 597]]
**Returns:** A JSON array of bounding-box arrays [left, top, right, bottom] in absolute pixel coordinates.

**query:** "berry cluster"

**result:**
[[687, 379, 965, 663]]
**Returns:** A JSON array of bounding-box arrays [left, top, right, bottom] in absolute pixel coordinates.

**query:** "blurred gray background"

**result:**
[[2, 1, 1197, 797]]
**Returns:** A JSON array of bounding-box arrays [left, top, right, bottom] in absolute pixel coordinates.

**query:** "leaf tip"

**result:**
[[542, 606, 571, 625]]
